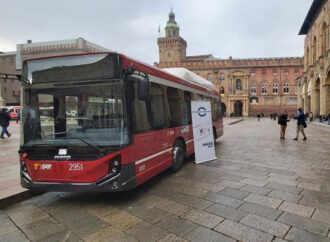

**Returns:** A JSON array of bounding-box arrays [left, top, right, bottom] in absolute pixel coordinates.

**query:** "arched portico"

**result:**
[[312, 77, 321, 116], [325, 68, 330, 115]]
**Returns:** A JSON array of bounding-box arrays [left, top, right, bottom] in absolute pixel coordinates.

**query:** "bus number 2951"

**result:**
[[69, 163, 83, 171]]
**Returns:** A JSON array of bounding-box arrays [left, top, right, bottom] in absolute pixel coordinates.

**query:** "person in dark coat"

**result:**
[[278, 111, 289, 139], [293, 108, 307, 141], [0, 108, 11, 139]]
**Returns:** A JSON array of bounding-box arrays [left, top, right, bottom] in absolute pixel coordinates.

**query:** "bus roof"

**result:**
[[163, 68, 216, 91], [119, 54, 219, 97]]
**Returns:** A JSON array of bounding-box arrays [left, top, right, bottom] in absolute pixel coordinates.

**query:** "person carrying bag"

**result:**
[[293, 108, 307, 141], [278, 111, 289, 139]]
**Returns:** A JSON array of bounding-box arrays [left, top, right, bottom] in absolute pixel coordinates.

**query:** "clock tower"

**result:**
[[158, 9, 187, 64]]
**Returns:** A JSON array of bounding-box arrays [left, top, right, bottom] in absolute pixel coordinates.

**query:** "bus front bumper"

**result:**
[[21, 163, 136, 192]]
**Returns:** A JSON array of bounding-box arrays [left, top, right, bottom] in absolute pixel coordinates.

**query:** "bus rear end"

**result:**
[[20, 53, 138, 191]]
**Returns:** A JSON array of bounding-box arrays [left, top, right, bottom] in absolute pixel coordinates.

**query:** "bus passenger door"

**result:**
[[133, 83, 171, 184]]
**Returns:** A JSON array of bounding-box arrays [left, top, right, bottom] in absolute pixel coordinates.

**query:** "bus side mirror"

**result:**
[[138, 76, 150, 101]]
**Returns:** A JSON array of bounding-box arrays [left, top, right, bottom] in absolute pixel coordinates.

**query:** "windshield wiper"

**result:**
[[33, 132, 106, 154], [43, 131, 68, 137], [58, 136, 106, 155]]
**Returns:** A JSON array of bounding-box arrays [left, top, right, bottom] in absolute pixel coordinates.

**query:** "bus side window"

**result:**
[[134, 82, 151, 133], [184, 91, 192, 125], [167, 87, 184, 127], [150, 83, 166, 130]]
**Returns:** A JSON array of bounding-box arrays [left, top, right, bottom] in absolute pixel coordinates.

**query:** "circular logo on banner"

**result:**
[[197, 107, 207, 117]]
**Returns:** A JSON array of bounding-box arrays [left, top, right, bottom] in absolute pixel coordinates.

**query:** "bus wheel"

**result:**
[[171, 140, 185, 172]]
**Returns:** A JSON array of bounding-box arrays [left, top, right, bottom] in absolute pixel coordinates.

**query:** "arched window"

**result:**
[[306, 47, 310, 67], [272, 69, 277, 76], [284, 83, 289, 94], [219, 73, 225, 81], [283, 69, 289, 75], [236, 79, 242, 90], [207, 73, 213, 82], [272, 83, 278, 94], [313, 36, 317, 63], [322, 22, 327, 55], [220, 87, 224, 94], [262, 83, 267, 94], [294, 82, 298, 95], [250, 71, 256, 77], [250, 83, 256, 94]]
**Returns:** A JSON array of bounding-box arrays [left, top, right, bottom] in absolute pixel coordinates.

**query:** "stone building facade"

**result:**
[[296, 0, 330, 117], [155, 10, 304, 117], [0, 38, 109, 106]]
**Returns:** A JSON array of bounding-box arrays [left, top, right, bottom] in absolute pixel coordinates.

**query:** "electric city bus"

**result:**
[[19, 52, 223, 192]]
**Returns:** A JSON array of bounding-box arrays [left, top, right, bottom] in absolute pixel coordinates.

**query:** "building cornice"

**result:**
[[299, 0, 327, 35]]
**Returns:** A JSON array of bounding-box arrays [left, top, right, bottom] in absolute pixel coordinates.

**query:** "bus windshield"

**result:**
[[22, 80, 129, 147]]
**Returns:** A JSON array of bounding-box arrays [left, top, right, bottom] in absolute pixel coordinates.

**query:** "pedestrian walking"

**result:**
[[278, 111, 289, 139], [0, 108, 12, 139], [293, 108, 307, 141], [257, 113, 261, 121]]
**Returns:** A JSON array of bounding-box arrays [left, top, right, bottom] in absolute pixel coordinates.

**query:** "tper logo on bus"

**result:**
[[34, 163, 52, 170]]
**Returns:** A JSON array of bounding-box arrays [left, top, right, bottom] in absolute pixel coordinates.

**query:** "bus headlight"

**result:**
[[109, 156, 121, 177], [21, 161, 27, 172]]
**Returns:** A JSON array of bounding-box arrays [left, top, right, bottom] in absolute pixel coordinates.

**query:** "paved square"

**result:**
[[2, 118, 330, 241]]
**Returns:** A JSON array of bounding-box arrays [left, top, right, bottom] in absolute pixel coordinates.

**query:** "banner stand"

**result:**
[[191, 101, 217, 164]]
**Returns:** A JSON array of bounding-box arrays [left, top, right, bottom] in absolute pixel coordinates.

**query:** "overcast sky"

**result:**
[[0, 0, 312, 64]]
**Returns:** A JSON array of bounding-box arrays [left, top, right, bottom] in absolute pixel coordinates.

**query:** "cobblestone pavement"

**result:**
[[1, 118, 330, 242], [0, 121, 26, 200]]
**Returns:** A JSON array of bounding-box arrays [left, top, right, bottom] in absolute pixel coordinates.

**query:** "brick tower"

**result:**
[[157, 9, 187, 64]]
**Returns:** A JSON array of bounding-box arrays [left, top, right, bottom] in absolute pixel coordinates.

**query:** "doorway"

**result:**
[[234, 101, 243, 117], [221, 102, 226, 116]]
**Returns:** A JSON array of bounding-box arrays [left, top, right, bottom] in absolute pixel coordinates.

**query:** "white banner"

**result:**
[[191, 101, 217, 164]]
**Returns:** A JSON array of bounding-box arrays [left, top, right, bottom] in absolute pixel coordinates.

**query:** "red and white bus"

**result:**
[[19, 52, 223, 192]]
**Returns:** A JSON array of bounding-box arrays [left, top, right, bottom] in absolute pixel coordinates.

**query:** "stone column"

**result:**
[[245, 77, 248, 91], [297, 85, 302, 108], [231, 100, 234, 115], [311, 89, 320, 116], [319, 84, 324, 116], [242, 100, 246, 116], [324, 84, 330, 114], [303, 96, 308, 112], [246, 99, 249, 116]]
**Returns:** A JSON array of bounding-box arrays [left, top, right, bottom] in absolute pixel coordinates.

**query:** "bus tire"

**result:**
[[171, 139, 185, 172]]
